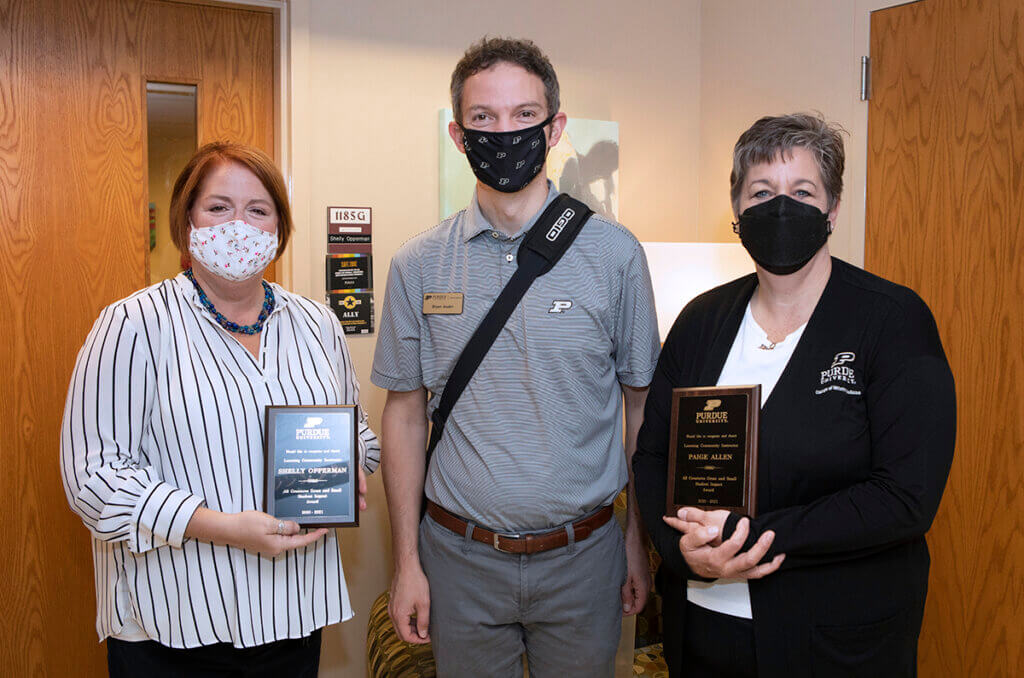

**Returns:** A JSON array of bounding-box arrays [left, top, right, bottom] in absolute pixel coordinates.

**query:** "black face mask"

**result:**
[[460, 115, 554, 193], [734, 194, 831, 275]]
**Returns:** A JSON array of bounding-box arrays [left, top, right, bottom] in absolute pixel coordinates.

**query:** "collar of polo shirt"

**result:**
[[460, 180, 560, 243]]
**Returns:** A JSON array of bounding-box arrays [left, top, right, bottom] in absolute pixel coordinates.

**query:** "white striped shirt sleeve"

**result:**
[[60, 304, 204, 554]]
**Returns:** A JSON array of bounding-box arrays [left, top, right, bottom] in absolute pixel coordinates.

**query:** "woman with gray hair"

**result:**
[[633, 113, 956, 677]]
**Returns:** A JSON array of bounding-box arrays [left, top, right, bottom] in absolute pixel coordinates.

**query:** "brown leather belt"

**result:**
[[425, 500, 614, 555]]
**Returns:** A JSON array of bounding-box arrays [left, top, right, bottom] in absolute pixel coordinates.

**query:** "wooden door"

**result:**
[[866, 1, 1024, 675], [0, 1, 274, 674]]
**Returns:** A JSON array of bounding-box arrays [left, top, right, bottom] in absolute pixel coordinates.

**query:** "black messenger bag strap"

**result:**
[[423, 193, 592, 481]]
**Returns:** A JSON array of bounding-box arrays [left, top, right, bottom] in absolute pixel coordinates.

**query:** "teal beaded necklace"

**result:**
[[184, 268, 275, 335]]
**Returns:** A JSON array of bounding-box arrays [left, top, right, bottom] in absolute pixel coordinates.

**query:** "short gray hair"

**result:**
[[730, 112, 846, 214]]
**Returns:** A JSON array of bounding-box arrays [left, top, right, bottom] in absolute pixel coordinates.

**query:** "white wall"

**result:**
[[698, 0, 911, 265]]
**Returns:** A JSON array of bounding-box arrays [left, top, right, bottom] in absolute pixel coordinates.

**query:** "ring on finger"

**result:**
[[276, 521, 284, 535]]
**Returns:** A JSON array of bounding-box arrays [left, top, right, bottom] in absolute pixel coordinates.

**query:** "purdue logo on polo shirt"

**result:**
[[816, 351, 862, 396], [547, 300, 573, 314]]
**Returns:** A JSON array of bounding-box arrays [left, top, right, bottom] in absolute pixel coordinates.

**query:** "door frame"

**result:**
[[847, 1, 925, 267], [140, 75, 203, 283]]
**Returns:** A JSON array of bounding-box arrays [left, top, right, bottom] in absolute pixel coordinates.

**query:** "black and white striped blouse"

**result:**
[[60, 273, 380, 648]]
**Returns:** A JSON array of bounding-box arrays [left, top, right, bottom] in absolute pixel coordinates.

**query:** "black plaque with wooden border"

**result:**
[[264, 405, 359, 528], [665, 385, 760, 518]]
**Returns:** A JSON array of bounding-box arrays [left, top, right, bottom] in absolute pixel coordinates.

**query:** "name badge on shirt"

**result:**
[[423, 293, 463, 315]]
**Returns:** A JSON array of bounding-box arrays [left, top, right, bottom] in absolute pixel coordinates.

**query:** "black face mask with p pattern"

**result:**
[[460, 114, 555, 193]]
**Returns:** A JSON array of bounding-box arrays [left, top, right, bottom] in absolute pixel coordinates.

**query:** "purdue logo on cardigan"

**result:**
[[816, 351, 862, 396], [830, 351, 856, 368]]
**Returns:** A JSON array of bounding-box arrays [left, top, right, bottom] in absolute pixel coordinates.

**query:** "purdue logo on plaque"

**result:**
[[264, 405, 360, 528], [665, 385, 760, 517]]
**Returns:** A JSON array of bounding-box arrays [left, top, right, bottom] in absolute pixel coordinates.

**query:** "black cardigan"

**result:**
[[633, 258, 956, 678]]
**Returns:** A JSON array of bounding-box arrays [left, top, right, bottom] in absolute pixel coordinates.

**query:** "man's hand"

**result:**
[[380, 388, 431, 643], [663, 507, 784, 580], [388, 566, 432, 644], [619, 383, 652, 615], [621, 523, 652, 616]]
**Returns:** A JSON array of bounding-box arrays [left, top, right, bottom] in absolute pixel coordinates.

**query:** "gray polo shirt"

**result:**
[[371, 182, 659, 531]]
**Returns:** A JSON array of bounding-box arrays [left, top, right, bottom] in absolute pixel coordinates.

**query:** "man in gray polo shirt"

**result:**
[[372, 36, 660, 678]]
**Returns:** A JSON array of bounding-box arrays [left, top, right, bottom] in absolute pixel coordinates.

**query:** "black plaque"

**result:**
[[666, 385, 760, 517], [326, 253, 372, 292], [264, 405, 359, 527]]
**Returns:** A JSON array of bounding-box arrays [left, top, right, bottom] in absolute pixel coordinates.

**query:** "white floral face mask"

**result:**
[[188, 220, 278, 282]]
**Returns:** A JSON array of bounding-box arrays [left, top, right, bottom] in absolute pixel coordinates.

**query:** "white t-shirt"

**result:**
[[686, 301, 806, 619]]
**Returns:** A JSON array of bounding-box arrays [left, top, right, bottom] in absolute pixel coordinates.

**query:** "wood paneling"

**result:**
[[141, 1, 274, 149], [0, 1, 274, 674], [0, 2, 146, 675], [867, 1, 1024, 675]]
